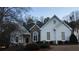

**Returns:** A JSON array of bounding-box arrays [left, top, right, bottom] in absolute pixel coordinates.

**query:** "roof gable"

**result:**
[[53, 15, 72, 31], [41, 15, 72, 31], [30, 24, 40, 30], [24, 23, 35, 31], [11, 22, 30, 34]]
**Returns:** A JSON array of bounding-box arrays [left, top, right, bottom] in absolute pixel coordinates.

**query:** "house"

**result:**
[[40, 15, 72, 44], [10, 21, 31, 46], [10, 15, 72, 46]]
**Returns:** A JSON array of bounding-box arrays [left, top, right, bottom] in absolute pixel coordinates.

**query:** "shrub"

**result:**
[[49, 41, 54, 45], [58, 41, 64, 45], [0, 42, 9, 49], [39, 41, 50, 48], [15, 45, 25, 51], [24, 43, 40, 51], [36, 41, 43, 44], [40, 43, 49, 48], [64, 41, 69, 45], [69, 33, 78, 44]]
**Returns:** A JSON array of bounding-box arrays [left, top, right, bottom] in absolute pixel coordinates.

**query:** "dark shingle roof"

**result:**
[[23, 22, 35, 31], [23, 21, 44, 31]]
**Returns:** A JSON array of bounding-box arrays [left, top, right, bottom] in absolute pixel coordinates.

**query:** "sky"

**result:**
[[27, 7, 79, 19]]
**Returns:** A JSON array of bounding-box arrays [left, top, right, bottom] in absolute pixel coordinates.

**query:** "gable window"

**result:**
[[33, 31, 38, 42], [47, 32, 50, 40], [61, 32, 65, 40]]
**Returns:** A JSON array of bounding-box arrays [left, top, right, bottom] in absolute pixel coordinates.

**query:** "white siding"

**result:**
[[56, 24, 71, 41], [40, 17, 71, 42], [41, 18, 59, 41]]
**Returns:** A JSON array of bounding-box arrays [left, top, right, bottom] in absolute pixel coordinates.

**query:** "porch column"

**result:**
[[54, 29, 58, 44]]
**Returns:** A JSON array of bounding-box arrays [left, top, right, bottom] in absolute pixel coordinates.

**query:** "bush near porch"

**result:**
[[37, 41, 50, 48], [24, 41, 50, 51], [24, 43, 40, 51]]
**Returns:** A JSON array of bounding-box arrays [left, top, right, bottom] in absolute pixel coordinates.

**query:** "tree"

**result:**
[[26, 17, 34, 24], [0, 22, 17, 47], [0, 7, 31, 22], [63, 11, 79, 22], [63, 11, 79, 32], [0, 7, 31, 47], [44, 17, 50, 24], [64, 20, 76, 32], [40, 16, 44, 23]]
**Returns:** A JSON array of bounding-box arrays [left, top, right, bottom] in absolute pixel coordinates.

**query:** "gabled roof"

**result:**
[[52, 15, 72, 31], [23, 23, 35, 31], [41, 15, 72, 31], [30, 23, 40, 30], [24, 22, 43, 31], [12, 21, 30, 34]]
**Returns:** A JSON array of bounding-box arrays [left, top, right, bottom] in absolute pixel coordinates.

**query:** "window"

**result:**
[[16, 37, 18, 42], [34, 35, 37, 41], [33, 31, 38, 42], [61, 32, 65, 40], [47, 32, 50, 40]]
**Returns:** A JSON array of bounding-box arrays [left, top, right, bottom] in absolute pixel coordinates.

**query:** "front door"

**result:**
[[23, 34, 30, 44], [25, 37, 29, 43]]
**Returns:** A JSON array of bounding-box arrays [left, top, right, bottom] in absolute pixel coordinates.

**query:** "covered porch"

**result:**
[[23, 33, 31, 46]]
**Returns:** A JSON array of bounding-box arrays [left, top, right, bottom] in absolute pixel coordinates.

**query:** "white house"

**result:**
[[40, 15, 72, 44]]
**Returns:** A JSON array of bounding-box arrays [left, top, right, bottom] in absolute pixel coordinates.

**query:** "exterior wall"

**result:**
[[10, 31, 24, 44], [40, 18, 59, 41], [10, 31, 31, 46], [56, 24, 71, 41], [40, 17, 71, 43]]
